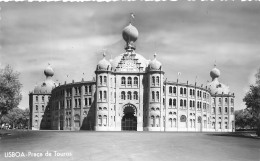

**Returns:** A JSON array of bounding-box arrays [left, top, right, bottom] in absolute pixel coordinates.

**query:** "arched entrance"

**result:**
[[121, 104, 137, 131]]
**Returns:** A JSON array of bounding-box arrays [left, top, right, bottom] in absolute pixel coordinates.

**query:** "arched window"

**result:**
[[152, 91, 155, 101], [134, 77, 138, 86], [36, 105, 38, 111], [127, 91, 132, 100], [104, 91, 107, 100], [133, 91, 138, 100], [197, 102, 199, 109], [180, 99, 183, 107], [199, 91, 202, 97], [190, 89, 192, 96], [193, 89, 195, 96], [152, 76, 155, 85], [192, 101, 195, 107], [121, 77, 126, 85], [180, 87, 183, 94], [156, 116, 160, 127], [151, 116, 155, 127], [42, 96, 44, 101], [169, 112, 173, 115], [169, 118, 173, 127], [184, 88, 186, 95], [156, 107, 160, 111], [156, 91, 159, 101], [190, 100, 192, 108], [104, 76, 107, 84], [98, 115, 102, 126], [42, 105, 44, 111], [103, 107, 107, 110], [200, 102, 202, 108], [225, 98, 228, 103], [173, 118, 177, 127], [156, 76, 160, 85], [36, 96, 38, 102], [103, 115, 107, 126], [169, 99, 172, 106], [219, 107, 222, 114], [121, 91, 125, 100], [151, 107, 155, 111], [197, 90, 199, 97], [184, 100, 186, 107], [99, 107, 102, 110], [127, 77, 132, 85], [225, 107, 228, 113], [88, 98, 92, 105], [213, 107, 215, 113], [173, 99, 176, 106], [99, 91, 102, 100], [99, 76, 102, 85], [198, 116, 201, 123], [173, 87, 176, 94], [169, 86, 172, 93], [219, 98, 222, 104]]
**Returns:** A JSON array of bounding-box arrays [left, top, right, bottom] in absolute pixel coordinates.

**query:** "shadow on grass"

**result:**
[[207, 132, 260, 139]]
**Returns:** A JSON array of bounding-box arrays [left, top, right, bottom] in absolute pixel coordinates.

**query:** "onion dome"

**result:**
[[34, 64, 56, 94], [210, 64, 220, 80], [208, 65, 230, 95], [122, 23, 139, 43], [149, 53, 162, 70], [97, 53, 111, 70], [44, 64, 54, 77]]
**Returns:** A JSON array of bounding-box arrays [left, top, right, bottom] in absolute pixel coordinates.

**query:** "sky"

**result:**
[[0, 1, 259, 110]]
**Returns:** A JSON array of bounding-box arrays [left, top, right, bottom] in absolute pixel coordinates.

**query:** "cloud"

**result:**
[[0, 2, 259, 110]]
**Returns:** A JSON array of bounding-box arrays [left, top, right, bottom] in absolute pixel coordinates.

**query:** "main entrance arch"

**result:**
[[121, 104, 137, 131]]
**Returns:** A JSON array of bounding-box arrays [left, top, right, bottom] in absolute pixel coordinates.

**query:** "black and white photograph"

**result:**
[[0, 1, 260, 161]]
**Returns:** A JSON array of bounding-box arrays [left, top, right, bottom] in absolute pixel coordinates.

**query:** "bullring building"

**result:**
[[29, 20, 235, 132]]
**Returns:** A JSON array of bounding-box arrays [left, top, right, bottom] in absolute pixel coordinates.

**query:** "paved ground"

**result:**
[[0, 130, 259, 161]]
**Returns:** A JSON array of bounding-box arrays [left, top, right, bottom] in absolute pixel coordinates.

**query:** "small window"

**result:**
[[134, 77, 138, 85], [121, 77, 126, 85], [127, 77, 132, 85]]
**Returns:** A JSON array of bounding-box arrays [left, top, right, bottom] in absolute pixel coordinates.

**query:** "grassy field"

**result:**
[[0, 130, 259, 161]]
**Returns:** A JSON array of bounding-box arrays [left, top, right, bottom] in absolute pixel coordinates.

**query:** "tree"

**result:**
[[235, 109, 257, 130], [243, 84, 260, 136], [0, 65, 22, 117], [0, 108, 29, 129]]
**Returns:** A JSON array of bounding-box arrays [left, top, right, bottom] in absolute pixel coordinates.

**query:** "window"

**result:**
[[99, 91, 102, 100], [89, 86, 92, 93], [99, 76, 102, 85], [121, 77, 126, 85], [231, 98, 234, 104], [180, 99, 183, 107], [190, 100, 192, 108], [156, 76, 160, 85], [152, 91, 155, 101], [127, 91, 131, 100], [197, 102, 199, 109], [199, 91, 202, 97], [184, 88, 186, 95], [173, 99, 176, 106], [193, 89, 195, 96], [127, 77, 132, 85], [225, 98, 228, 103], [104, 91, 107, 100], [134, 77, 138, 86], [169, 99, 172, 106], [156, 116, 160, 127], [190, 89, 192, 96], [198, 116, 201, 123], [42, 96, 44, 102], [85, 86, 88, 94], [42, 105, 44, 111], [213, 107, 215, 113], [193, 101, 195, 107], [152, 76, 155, 85], [85, 98, 87, 105], [98, 115, 102, 126], [184, 100, 186, 107], [156, 91, 159, 101], [173, 87, 176, 94], [231, 107, 234, 114], [151, 116, 155, 127], [225, 107, 228, 113], [197, 91, 199, 97], [219, 107, 222, 114], [180, 88, 183, 94], [104, 76, 107, 84], [78, 99, 81, 106], [219, 98, 222, 104], [169, 86, 172, 93], [75, 99, 77, 107], [36, 96, 38, 102], [103, 115, 107, 126], [121, 91, 125, 100], [133, 91, 138, 100], [88, 98, 92, 105]]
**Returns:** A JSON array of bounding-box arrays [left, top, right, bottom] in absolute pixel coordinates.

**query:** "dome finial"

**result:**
[[44, 64, 54, 78], [129, 13, 135, 24]]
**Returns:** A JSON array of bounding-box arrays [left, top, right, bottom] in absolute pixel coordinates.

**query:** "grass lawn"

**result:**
[[0, 130, 259, 161]]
